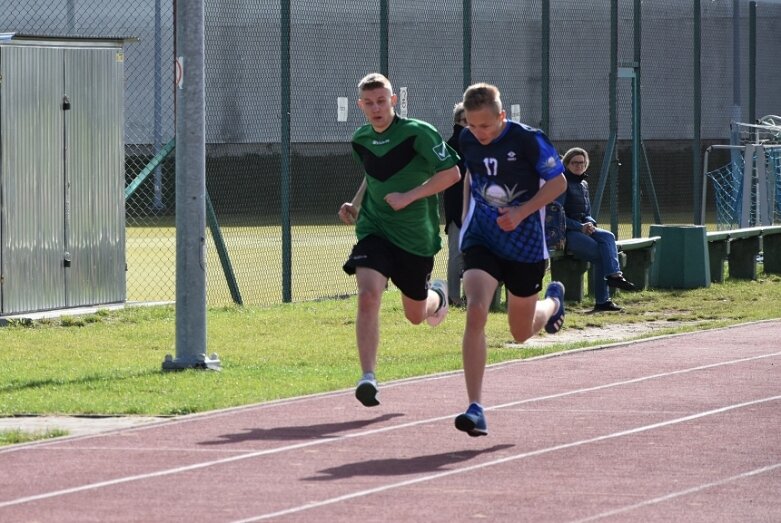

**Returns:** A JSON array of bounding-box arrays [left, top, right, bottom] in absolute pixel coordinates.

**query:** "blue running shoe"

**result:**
[[544, 281, 565, 334], [455, 403, 487, 437], [355, 378, 380, 407]]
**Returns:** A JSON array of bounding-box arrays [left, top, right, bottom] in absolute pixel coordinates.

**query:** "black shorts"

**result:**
[[343, 234, 434, 301], [463, 245, 545, 298]]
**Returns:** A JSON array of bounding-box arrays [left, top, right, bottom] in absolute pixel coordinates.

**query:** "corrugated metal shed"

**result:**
[[0, 33, 129, 314]]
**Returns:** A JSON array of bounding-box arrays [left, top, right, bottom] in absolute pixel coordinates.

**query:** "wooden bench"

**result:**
[[549, 235, 659, 302], [761, 225, 781, 275], [706, 227, 763, 281]]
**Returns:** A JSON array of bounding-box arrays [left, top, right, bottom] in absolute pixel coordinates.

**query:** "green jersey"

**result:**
[[351, 116, 459, 257]]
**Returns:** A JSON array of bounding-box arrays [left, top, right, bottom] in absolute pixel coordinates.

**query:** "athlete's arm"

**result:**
[[384, 165, 460, 211], [496, 173, 566, 232], [338, 178, 367, 225], [462, 169, 472, 223]]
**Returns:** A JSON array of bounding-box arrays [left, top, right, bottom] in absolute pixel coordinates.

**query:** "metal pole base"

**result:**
[[162, 353, 222, 371]]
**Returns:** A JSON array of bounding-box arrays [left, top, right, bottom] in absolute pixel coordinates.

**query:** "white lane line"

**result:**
[[2, 327, 774, 454], [0, 352, 778, 509], [486, 351, 780, 413], [230, 396, 781, 522], [571, 462, 781, 522], [11, 351, 781, 457]]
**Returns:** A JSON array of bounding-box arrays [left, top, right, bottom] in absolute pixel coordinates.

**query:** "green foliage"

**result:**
[[0, 428, 69, 445], [1, 273, 780, 417]]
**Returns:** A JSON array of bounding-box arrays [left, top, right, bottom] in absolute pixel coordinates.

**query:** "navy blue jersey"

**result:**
[[458, 120, 564, 262]]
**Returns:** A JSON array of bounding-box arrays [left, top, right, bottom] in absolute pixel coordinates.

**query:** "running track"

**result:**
[[1, 321, 779, 522]]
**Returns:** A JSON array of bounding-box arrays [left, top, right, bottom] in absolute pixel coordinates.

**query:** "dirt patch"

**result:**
[[511, 320, 707, 348]]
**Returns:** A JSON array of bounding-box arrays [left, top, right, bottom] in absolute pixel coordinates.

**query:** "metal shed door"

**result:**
[[63, 47, 126, 307], [0, 45, 67, 314]]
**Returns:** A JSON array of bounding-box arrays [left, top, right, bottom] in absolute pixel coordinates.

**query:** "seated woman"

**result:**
[[559, 147, 635, 312]]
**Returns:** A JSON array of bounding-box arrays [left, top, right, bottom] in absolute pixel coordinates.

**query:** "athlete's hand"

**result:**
[[339, 202, 359, 224], [384, 192, 411, 211], [497, 206, 524, 231]]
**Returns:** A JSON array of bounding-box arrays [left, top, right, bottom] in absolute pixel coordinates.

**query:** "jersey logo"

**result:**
[[507, 151, 517, 162], [432, 141, 449, 161], [479, 182, 528, 207]]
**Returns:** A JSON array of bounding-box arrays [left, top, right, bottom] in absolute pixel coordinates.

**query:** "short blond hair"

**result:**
[[358, 73, 393, 96], [462, 82, 502, 114], [562, 147, 590, 169]]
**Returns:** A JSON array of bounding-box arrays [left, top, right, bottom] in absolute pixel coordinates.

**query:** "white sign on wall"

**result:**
[[337, 97, 348, 122], [399, 87, 408, 118]]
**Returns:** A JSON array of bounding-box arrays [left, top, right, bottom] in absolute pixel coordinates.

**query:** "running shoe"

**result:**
[[455, 403, 488, 437], [426, 279, 449, 326], [544, 281, 565, 334], [355, 378, 380, 407]]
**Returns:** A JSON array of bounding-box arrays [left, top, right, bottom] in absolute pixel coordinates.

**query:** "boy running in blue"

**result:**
[[455, 83, 566, 436]]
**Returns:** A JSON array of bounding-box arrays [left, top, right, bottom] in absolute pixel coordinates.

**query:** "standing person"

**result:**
[[455, 83, 567, 436], [560, 147, 635, 312], [338, 73, 461, 407], [443, 102, 468, 307]]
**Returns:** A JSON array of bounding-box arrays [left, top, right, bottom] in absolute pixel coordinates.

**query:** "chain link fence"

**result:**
[[3, 0, 780, 306]]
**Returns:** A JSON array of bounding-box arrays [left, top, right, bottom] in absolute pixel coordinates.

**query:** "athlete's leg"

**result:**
[[400, 290, 442, 325], [355, 267, 388, 374], [392, 249, 443, 325], [462, 268, 498, 404], [506, 291, 558, 343], [503, 259, 558, 342]]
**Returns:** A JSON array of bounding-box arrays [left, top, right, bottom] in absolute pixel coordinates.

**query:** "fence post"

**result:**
[[380, 0, 389, 76], [462, 0, 471, 91], [693, 0, 702, 223], [281, 0, 292, 303], [541, 0, 550, 133]]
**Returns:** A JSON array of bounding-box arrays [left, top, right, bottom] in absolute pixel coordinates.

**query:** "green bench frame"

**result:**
[[707, 227, 763, 281], [549, 236, 659, 302], [761, 225, 781, 275], [496, 225, 779, 307], [614, 237, 660, 292]]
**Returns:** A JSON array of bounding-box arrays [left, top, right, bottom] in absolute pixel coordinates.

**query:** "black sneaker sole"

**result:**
[[455, 414, 487, 437], [355, 382, 380, 407]]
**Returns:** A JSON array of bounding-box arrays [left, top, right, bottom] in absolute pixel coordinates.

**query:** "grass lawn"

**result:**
[[126, 215, 724, 305], [2, 269, 779, 420]]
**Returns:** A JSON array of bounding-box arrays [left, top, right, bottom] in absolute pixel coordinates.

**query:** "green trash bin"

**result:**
[[649, 224, 711, 289]]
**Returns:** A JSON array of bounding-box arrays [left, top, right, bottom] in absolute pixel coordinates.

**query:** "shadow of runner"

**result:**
[[199, 413, 405, 444], [304, 444, 514, 481]]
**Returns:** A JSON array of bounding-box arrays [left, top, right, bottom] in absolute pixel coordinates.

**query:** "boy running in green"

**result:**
[[339, 73, 460, 407]]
